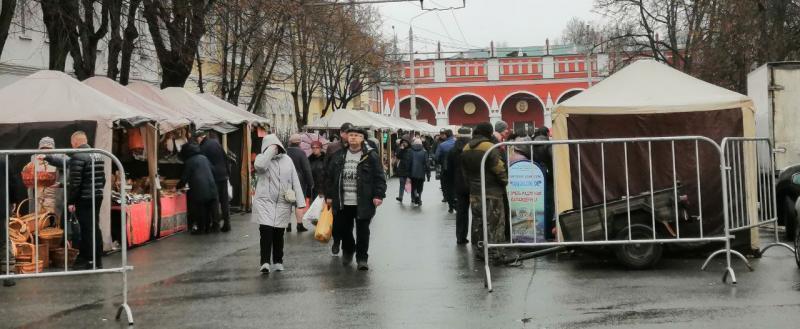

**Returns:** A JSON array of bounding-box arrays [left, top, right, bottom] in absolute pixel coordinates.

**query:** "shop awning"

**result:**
[[85, 77, 191, 132], [198, 93, 271, 126]]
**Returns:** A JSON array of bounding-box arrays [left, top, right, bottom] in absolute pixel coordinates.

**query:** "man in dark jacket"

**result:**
[[325, 127, 387, 271], [435, 129, 456, 212], [65, 131, 107, 269], [196, 131, 231, 232], [532, 127, 555, 240], [394, 138, 411, 203], [323, 122, 352, 256], [286, 134, 313, 232], [178, 143, 219, 235], [448, 127, 472, 244], [461, 123, 508, 262], [407, 138, 430, 206]]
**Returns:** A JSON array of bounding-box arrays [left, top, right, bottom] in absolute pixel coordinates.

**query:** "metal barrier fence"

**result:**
[[702, 138, 795, 273], [479, 136, 739, 292], [1, 148, 133, 325]]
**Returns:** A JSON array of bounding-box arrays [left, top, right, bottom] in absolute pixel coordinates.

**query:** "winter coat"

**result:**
[[448, 137, 471, 195], [251, 135, 306, 228], [461, 136, 507, 196], [287, 146, 314, 199], [394, 146, 411, 177], [407, 144, 430, 180], [434, 137, 456, 167], [66, 144, 106, 204], [321, 141, 346, 197], [308, 152, 326, 197], [199, 138, 230, 182], [178, 144, 219, 203], [325, 144, 386, 220]]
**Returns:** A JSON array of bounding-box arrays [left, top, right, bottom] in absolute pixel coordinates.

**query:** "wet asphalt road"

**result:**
[[1, 178, 799, 328]]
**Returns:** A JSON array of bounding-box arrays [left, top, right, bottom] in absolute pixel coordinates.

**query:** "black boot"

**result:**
[[296, 223, 308, 232], [286, 224, 292, 232], [220, 220, 231, 233], [2, 279, 15, 287]]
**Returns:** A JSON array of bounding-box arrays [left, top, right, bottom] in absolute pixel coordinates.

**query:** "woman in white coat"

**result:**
[[252, 135, 306, 274]]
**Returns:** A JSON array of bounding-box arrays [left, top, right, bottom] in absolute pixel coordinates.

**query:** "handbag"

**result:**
[[278, 163, 297, 203], [66, 211, 81, 245]]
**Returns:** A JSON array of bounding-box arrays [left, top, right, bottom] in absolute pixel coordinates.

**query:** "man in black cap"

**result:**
[[460, 122, 508, 262], [323, 122, 353, 256], [325, 126, 386, 271]]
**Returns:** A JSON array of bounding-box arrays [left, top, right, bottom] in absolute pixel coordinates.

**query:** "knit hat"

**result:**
[[456, 127, 472, 138], [494, 120, 509, 133], [473, 122, 494, 138], [288, 133, 302, 145], [412, 138, 423, 145], [38, 137, 55, 149]]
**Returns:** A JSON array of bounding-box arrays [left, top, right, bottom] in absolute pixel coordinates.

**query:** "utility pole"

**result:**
[[409, 26, 417, 120], [392, 26, 400, 117]]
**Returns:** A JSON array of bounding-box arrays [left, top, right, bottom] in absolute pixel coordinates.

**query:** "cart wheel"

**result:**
[[614, 224, 663, 270]]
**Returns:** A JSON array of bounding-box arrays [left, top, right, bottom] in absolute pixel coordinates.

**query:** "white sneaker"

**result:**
[[260, 263, 270, 274], [273, 263, 284, 271]]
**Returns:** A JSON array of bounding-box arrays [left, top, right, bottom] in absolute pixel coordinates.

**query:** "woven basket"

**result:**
[[14, 242, 49, 267], [15, 260, 45, 274], [51, 246, 80, 268], [37, 227, 64, 251], [21, 161, 58, 188], [8, 219, 31, 243], [15, 199, 51, 234]]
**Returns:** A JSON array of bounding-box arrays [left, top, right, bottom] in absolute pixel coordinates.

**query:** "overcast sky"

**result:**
[[375, 0, 601, 55]]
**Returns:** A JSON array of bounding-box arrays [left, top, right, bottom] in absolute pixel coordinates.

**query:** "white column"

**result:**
[[542, 56, 555, 79], [489, 95, 501, 125], [435, 97, 448, 126], [597, 53, 610, 76], [487, 58, 500, 81], [434, 60, 446, 83], [544, 92, 554, 128]]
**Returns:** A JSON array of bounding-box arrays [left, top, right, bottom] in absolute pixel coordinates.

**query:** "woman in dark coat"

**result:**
[[178, 144, 219, 234], [394, 138, 411, 203], [308, 141, 326, 201]]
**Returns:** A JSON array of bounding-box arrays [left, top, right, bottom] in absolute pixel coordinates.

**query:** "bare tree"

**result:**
[[0, 0, 16, 59], [106, 0, 142, 83], [318, 4, 390, 115], [39, 0, 72, 71], [142, 0, 215, 88], [287, 1, 325, 130]]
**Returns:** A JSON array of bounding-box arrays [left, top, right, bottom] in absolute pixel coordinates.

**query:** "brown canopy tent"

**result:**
[[552, 60, 757, 245]]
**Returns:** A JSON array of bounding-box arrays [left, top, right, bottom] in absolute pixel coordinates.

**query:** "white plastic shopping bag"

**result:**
[[302, 196, 325, 222]]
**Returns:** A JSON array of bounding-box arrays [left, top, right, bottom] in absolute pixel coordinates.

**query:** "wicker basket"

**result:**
[[15, 260, 45, 274], [51, 246, 80, 268], [21, 161, 58, 188], [14, 242, 49, 266], [8, 219, 31, 243], [37, 227, 64, 251], [15, 199, 51, 234]]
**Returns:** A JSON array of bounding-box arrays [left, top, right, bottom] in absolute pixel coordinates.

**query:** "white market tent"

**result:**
[[198, 93, 270, 126], [0, 70, 156, 250], [84, 77, 191, 132], [550, 59, 757, 244], [160, 87, 244, 132], [127, 82, 223, 131], [306, 109, 385, 130]]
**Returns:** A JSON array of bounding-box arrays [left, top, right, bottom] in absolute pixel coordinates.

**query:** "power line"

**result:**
[[450, 9, 470, 47]]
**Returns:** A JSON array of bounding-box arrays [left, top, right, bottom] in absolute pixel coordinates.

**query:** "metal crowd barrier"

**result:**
[[479, 136, 736, 292], [1, 148, 134, 325], [702, 138, 795, 273]]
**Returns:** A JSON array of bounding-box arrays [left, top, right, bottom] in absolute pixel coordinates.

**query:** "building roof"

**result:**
[[451, 44, 585, 59]]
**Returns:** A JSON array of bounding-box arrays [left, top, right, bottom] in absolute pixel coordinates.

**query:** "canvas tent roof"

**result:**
[[306, 109, 385, 130], [127, 82, 222, 130], [0, 70, 150, 126], [85, 77, 191, 132], [198, 93, 270, 126], [554, 59, 753, 115], [160, 88, 244, 133]]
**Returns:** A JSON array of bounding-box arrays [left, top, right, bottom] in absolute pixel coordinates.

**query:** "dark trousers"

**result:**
[[456, 191, 470, 242], [188, 198, 217, 232], [397, 177, 407, 200], [411, 178, 425, 203], [216, 180, 230, 221], [259, 225, 284, 264], [442, 173, 456, 209], [333, 205, 371, 262], [76, 199, 103, 266]]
